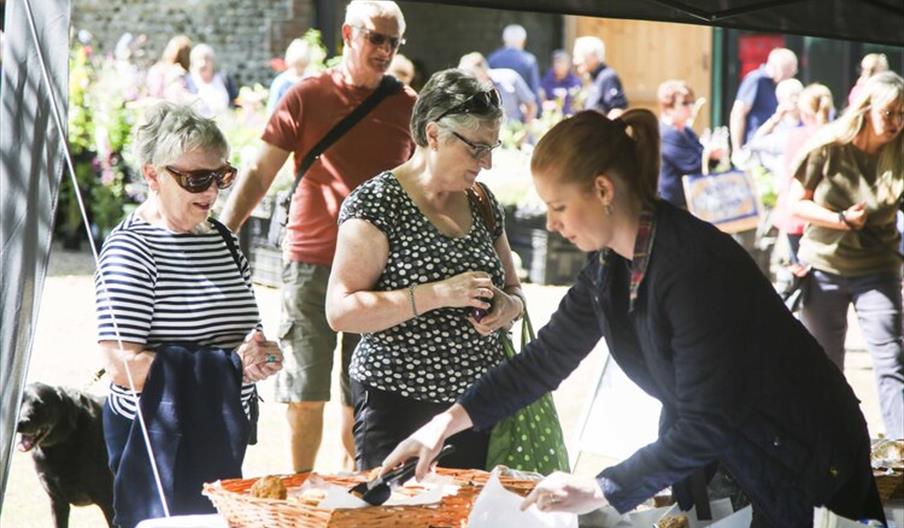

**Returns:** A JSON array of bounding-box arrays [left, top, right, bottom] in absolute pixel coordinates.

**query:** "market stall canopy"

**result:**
[[411, 0, 904, 47]]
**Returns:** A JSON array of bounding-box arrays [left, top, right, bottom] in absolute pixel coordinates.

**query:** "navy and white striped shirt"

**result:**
[[95, 213, 260, 419]]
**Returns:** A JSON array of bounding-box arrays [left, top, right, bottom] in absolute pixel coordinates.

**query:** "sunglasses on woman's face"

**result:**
[[164, 164, 237, 193], [354, 26, 405, 50], [436, 89, 503, 122]]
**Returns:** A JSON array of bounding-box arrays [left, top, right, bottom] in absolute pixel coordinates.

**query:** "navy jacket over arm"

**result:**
[[460, 202, 882, 526], [110, 343, 249, 527]]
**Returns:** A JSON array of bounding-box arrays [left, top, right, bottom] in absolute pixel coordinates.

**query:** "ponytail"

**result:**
[[532, 109, 661, 208], [618, 109, 661, 206]]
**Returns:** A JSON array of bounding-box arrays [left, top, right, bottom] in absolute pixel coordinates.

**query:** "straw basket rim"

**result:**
[[203, 467, 538, 528]]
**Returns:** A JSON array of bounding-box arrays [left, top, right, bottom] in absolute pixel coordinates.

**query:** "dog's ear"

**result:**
[[55, 386, 80, 437]]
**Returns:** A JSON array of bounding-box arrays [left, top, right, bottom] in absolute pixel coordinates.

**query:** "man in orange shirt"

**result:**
[[220, 0, 416, 472]]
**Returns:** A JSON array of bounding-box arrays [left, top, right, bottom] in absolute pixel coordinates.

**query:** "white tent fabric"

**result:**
[[0, 0, 71, 511]]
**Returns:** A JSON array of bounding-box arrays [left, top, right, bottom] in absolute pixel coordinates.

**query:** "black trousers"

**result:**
[[351, 380, 489, 471]]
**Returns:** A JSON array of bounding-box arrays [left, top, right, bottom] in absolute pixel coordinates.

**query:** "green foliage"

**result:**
[[68, 46, 95, 156], [58, 43, 143, 243], [301, 29, 329, 72], [58, 46, 99, 240], [749, 164, 778, 209]]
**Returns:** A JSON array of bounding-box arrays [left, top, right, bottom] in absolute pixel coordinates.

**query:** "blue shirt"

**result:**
[[267, 70, 301, 114], [488, 68, 536, 123], [734, 65, 777, 146], [658, 122, 704, 209], [540, 69, 582, 115], [487, 47, 541, 100], [585, 63, 628, 114]]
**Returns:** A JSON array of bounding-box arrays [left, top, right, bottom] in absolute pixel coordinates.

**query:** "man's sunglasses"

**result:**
[[450, 131, 502, 160], [354, 26, 405, 50], [436, 89, 502, 122], [164, 164, 237, 193]]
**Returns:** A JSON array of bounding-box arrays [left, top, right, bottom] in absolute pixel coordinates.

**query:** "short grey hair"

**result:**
[[190, 43, 215, 68], [410, 68, 504, 147], [458, 52, 489, 76], [502, 24, 526, 47], [345, 1, 406, 34], [132, 102, 229, 167], [573, 36, 605, 62], [284, 38, 312, 70]]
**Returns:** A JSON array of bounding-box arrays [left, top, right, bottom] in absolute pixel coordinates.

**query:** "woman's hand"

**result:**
[[380, 404, 473, 482], [840, 203, 867, 231], [237, 329, 282, 383], [433, 271, 495, 310], [468, 285, 523, 335], [521, 472, 609, 515], [99, 341, 155, 392]]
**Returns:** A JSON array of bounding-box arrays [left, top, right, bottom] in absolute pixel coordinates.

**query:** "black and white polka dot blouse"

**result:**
[[338, 172, 507, 404]]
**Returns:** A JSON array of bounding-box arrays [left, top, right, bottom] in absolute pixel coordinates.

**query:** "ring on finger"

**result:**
[[265, 354, 277, 364]]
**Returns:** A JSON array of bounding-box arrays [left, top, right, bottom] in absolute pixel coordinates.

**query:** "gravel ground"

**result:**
[[0, 244, 883, 527]]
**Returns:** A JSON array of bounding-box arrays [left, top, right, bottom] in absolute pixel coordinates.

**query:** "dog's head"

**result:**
[[17, 382, 79, 452]]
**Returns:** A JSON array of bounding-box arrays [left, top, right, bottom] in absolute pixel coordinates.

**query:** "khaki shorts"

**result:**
[[274, 261, 357, 405]]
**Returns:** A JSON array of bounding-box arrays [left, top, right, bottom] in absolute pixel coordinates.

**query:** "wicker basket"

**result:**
[[875, 469, 904, 503], [203, 468, 538, 528]]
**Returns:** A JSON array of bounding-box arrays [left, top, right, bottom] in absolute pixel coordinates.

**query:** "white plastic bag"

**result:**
[[468, 469, 578, 528]]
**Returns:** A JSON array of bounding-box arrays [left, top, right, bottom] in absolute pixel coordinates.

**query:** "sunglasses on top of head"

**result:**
[[164, 164, 237, 193], [436, 89, 503, 122], [353, 26, 405, 50]]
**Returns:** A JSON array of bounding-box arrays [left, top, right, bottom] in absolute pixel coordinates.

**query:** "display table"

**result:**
[[135, 514, 227, 528]]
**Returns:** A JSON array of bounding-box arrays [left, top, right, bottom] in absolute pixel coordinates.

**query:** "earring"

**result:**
[[605, 204, 613, 215]]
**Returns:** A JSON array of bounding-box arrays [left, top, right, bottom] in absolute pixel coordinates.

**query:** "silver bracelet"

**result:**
[[407, 283, 419, 318], [504, 286, 526, 321]]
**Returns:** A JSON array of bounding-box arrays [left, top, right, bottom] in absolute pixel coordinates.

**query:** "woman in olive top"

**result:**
[[789, 71, 904, 439]]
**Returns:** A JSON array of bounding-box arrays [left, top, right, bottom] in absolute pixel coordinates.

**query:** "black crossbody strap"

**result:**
[[281, 75, 403, 211], [210, 218, 243, 273]]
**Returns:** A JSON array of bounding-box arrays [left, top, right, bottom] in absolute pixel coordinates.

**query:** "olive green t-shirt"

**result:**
[[795, 143, 903, 276]]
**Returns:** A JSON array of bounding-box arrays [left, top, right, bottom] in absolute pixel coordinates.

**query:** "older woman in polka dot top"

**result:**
[[326, 68, 525, 471]]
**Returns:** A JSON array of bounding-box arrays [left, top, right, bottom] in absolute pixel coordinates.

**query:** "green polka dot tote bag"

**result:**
[[486, 310, 570, 475]]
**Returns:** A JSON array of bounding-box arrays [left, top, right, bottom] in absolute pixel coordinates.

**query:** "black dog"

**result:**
[[17, 382, 114, 527]]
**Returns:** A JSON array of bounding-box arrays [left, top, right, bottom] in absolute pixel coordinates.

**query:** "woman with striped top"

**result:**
[[95, 103, 282, 527]]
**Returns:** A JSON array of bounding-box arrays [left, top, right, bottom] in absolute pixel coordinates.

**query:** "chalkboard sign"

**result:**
[[682, 170, 763, 233]]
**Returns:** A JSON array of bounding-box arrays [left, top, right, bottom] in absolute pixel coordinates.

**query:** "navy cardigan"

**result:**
[[460, 202, 883, 526], [109, 343, 251, 527]]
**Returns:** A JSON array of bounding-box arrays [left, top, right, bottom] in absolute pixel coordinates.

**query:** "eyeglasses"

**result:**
[[449, 130, 502, 160], [877, 108, 904, 124], [436, 89, 503, 122], [164, 163, 237, 193], [353, 26, 405, 50]]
